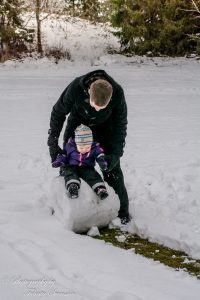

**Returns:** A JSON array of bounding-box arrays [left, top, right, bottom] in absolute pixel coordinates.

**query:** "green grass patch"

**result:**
[[94, 228, 200, 279]]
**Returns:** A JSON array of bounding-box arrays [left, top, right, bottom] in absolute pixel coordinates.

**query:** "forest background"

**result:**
[[0, 0, 200, 62]]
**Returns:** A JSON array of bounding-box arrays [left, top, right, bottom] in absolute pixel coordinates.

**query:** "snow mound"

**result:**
[[127, 158, 200, 259], [45, 176, 119, 233]]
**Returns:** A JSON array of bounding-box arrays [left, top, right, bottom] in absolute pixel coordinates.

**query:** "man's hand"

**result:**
[[47, 130, 65, 163], [105, 154, 120, 172], [97, 154, 108, 171]]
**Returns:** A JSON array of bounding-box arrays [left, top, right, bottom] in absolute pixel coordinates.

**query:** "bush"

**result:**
[[110, 0, 200, 56], [0, 0, 33, 62]]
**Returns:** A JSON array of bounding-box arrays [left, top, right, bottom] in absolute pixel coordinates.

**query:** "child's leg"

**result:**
[[64, 166, 80, 198], [79, 167, 108, 200], [63, 166, 80, 187]]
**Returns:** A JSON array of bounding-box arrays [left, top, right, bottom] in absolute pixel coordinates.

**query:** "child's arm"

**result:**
[[52, 154, 67, 168]]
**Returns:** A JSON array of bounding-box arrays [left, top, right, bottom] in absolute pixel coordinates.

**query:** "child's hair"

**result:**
[[75, 124, 93, 145], [90, 79, 112, 107]]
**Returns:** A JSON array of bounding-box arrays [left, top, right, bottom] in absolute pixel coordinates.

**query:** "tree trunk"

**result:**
[[0, 10, 5, 53], [36, 0, 43, 54]]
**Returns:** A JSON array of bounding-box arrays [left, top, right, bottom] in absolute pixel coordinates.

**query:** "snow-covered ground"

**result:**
[[24, 14, 119, 64], [0, 56, 200, 299]]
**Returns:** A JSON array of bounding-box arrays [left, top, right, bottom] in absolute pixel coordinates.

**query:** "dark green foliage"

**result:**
[[81, 0, 100, 21], [0, 0, 33, 61], [64, 0, 100, 21], [110, 0, 200, 55], [160, 0, 197, 55]]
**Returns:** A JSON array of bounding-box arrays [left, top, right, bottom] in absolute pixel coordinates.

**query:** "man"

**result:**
[[47, 69, 130, 224]]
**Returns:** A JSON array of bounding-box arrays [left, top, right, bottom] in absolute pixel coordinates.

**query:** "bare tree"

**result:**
[[35, 0, 42, 54], [27, 0, 63, 55]]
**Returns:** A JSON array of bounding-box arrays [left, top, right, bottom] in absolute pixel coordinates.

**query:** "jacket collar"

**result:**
[[79, 69, 114, 96]]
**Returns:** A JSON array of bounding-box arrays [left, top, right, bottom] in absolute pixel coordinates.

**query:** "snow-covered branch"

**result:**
[[191, 0, 200, 14]]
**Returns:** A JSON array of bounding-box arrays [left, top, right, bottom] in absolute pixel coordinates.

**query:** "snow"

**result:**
[[1, 6, 200, 298], [87, 226, 100, 237], [24, 14, 119, 64], [0, 55, 200, 298]]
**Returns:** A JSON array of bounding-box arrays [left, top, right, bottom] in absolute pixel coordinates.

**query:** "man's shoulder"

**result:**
[[63, 77, 86, 104], [111, 85, 125, 107], [70, 77, 82, 89]]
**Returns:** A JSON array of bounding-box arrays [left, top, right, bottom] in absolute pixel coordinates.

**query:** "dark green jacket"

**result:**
[[49, 70, 127, 156]]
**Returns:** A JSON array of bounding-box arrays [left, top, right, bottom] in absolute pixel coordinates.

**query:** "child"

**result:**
[[52, 124, 108, 200]]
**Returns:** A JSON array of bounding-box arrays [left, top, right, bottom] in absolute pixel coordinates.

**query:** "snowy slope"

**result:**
[[24, 13, 119, 64], [0, 57, 200, 299]]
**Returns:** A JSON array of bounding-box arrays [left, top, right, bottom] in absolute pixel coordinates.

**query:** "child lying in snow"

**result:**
[[52, 124, 108, 200]]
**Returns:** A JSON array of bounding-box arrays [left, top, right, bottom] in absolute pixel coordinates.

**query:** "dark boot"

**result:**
[[95, 186, 109, 200], [119, 215, 131, 225], [67, 183, 80, 199]]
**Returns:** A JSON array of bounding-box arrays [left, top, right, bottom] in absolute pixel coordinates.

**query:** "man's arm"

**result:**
[[111, 88, 128, 157], [104, 89, 127, 172], [48, 81, 75, 162], [49, 82, 75, 137]]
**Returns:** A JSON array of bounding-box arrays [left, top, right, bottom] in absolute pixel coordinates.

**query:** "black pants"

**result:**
[[92, 125, 129, 218], [64, 165, 106, 191], [102, 161, 129, 218]]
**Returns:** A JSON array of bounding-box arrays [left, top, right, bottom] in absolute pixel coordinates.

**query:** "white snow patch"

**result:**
[[87, 226, 100, 237], [1, 57, 200, 299]]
